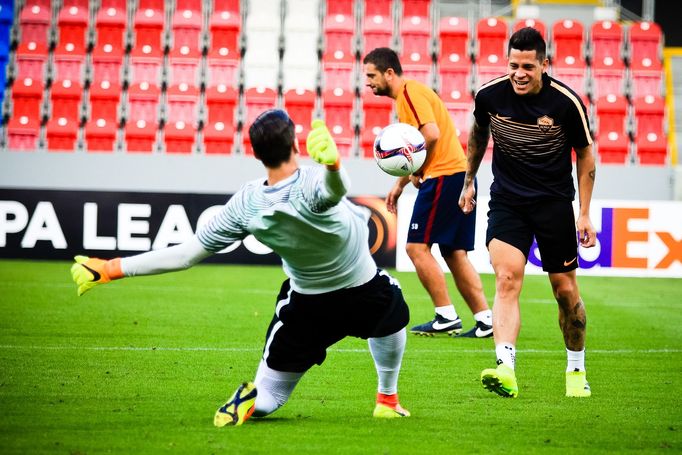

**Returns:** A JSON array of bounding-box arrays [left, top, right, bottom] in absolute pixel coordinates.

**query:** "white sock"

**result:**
[[566, 348, 586, 372], [474, 309, 492, 325], [252, 360, 304, 417], [435, 305, 458, 321], [495, 343, 516, 370], [368, 328, 406, 395]]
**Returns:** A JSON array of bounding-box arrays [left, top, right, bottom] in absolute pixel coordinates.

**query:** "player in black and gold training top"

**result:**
[[459, 27, 597, 399]]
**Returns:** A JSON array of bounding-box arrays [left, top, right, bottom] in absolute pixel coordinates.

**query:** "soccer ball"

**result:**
[[373, 123, 427, 177]]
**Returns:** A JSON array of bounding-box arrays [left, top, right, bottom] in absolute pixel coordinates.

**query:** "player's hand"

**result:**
[[577, 215, 597, 248], [459, 183, 477, 215], [70, 255, 122, 296], [306, 119, 339, 165]]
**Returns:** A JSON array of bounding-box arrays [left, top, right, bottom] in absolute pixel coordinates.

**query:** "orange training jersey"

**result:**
[[395, 80, 466, 178]]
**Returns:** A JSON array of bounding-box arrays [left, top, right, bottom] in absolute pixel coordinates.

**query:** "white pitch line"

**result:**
[[0, 345, 679, 354]]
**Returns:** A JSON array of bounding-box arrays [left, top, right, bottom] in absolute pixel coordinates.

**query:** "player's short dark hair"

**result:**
[[249, 109, 296, 168], [362, 47, 403, 76], [508, 27, 547, 62]]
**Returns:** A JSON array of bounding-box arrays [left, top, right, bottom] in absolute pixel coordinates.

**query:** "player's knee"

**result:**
[[495, 269, 521, 296], [405, 243, 429, 261], [552, 281, 579, 307]]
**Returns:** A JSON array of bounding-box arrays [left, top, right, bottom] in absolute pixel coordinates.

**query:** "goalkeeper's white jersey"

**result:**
[[197, 166, 377, 294]]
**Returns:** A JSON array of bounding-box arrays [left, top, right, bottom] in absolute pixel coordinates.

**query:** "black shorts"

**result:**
[[261, 270, 410, 373], [486, 198, 579, 273], [407, 172, 477, 255]]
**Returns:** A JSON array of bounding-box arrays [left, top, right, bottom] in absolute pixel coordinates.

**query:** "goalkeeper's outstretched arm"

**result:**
[[70, 236, 213, 296]]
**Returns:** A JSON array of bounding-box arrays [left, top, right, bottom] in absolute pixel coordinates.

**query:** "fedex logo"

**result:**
[[527, 202, 682, 277]]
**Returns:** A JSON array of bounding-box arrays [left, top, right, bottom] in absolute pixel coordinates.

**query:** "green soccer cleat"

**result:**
[[481, 364, 518, 398], [214, 382, 257, 427], [566, 370, 591, 397], [373, 403, 411, 418]]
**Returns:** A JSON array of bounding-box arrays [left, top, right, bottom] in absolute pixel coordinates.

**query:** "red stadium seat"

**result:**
[[10, 77, 44, 119], [171, 7, 203, 51], [362, 14, 393, 54], [360, 91, 393, 157], [635, 131, 667, 165], [401, 50, 432, 86], [283, 88, 316, 156], [591, 56, 626, 99], [127, 82, 161, 124], [50, 79, 83, 121], [475, 17, 508, 64], [552, 19, 585, 62], [133, 6, 165, 51], [596, 130, 629, 164], [84, 118, 118, 152], [57, 4, 88, 50], [129, 46, 164, 86], [205, 84, 238, 126], [95, 5, 126, 50], [400, 15, 432, 61], [550, 56, 588, 98], [209, 8, 241, 57], [629, 57, 663, 99], [88, 79, 121, 122], [633, 95, 665, 138], [475, 53, 506, 88], [513, 18, 546, 39], [442, 90, 472, 150], [6, 115, 41, 150], [91, 45, 125, 86], [401, 0, 430, 19], [166, 83, 200, 124], [438, 16, 470, 62], [125, 119, 158, 153], [203, 121, 236, 154], [46, 116, 79, 152], [19, 3, 51, 47], [628, 21, 662, 65], [53, 42, 86, 84], [438, 55, 472, 99], [14, 42, 48, 82], [364, 0, 393, 17], [323, 13, 355, 60], [168, 47, 202, 86], [164, 120, 197, 154], [590, 20, 623, 62], [322, 88, 355, 157], [326, 0, 354, 17], [206, 48, 240, 87], [594, 94, 628, 135], [322, 51, 356, 92]]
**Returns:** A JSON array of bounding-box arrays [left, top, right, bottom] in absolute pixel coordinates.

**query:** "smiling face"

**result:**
[[508, 48, 548, 96]]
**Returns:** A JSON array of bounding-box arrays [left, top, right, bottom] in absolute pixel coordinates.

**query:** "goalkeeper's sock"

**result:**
[[566, 348, 586, 372], [368, 328, 406, 395]]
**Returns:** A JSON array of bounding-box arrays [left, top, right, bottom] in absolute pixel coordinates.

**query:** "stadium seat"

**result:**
[[475, 17, 508, 64], [56, 4, 89, 50], [325, 0, 354, 17], [513, 18, 546, 39], [206, 47, 240, 88], [164, 120, 197, 154], [401, 0, 430, 19], [400, 15, 432, 62], [442, 90, 472, 151], [10, 77, 44, 119], [133, 5, 165, 52], [50, 79, 83, 121], [438, 55, 472, 99], [551, 19, 585, 62], [362, 14, 394, 55], [322, 50, 356, 92], [628, 21, 662, 65], [88, 79, 121, 123], [594, 94, 628, 136], [550, 55, 588, 98], [364, 0, 393, 17], [242, 1, 282, 89], [633, 95, 665, 139], [203, 121, 236, 154], [323, 12, 355, 60], [46, 116, 79, 152], [164, 82, 200, 153], [168, 47, 202, 87], [127, 81, 161, 124], [635, 131, 667, 165], [629, 57, 664, 99], [205, 84, 239, 126], [475, 53, 507, 89], [129, 46, 164, 86], [6, 115, 41, 150], [14, 42, 49, 82], [360, 91, 393, 157], [91, 45, 125, 86], [84, 118, 118, 152], [19, 2, 51, 47], [438, 16, 470, 62], [282, 0, 320, 92], [53, 42, 86, 84], [171, 7, 203, 52], [590, 20, 623, 62], [125, 119, 158, 153], [283, 88, 316, 156], [591, 56, 626, 99], [209, 8, 241, 57], [213, 0, 240, 13], [596, 130, 629, 164], [321, 87, 355, 157], [94, 5, 127, 50]]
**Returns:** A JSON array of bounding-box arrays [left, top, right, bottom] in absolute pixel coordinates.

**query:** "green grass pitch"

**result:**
[[1, 259, 680, 454]]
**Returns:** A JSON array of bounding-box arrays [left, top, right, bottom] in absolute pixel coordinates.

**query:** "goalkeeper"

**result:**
[[71, 109, 411, 426]]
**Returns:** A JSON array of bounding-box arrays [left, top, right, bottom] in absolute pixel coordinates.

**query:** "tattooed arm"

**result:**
[[459, 119, 491, 214], [575, 144, 597, 248]]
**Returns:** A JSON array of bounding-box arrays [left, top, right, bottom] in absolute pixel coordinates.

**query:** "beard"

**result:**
[[372, 85, 391, 96]]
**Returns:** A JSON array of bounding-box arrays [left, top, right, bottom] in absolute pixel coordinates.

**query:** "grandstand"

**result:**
[[0, 1, 680, 198]]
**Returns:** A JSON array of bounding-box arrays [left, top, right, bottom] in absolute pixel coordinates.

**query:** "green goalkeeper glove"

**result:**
[[70, 255, 123, 296], [306, 119, 339, 165]]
